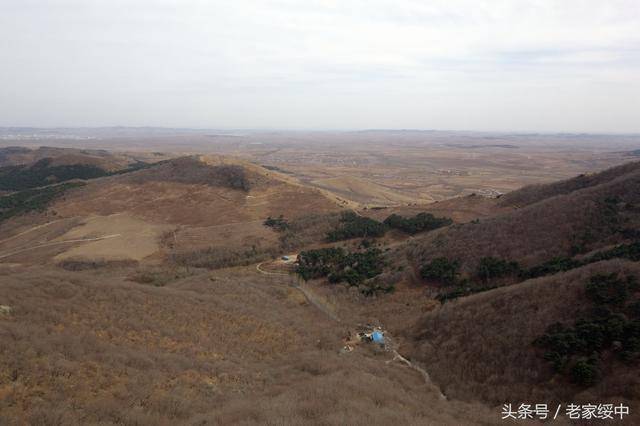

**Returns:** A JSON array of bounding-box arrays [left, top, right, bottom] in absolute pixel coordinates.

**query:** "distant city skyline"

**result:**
[[1, 1, 639, 133]]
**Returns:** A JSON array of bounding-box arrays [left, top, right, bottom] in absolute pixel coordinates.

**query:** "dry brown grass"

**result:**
[[407, 163, 640, 272], [0, 156, 345, 268], [58, 257, 138, 271], [278, 212, 342, 250], [0, 146, 134, 171], [362, 193, 511, 224], [53, 213, 172, 262], [311, 175, 418, 205], [2, 149, 638, 424], [0, 265, 500, 425], [500, 161, 640, 208], [50, 157, 342, 228]]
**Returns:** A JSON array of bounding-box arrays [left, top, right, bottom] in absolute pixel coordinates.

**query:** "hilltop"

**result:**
[[0, 146, 143, 171], [0, 146, 169, 193], [0, 155, 343, 269], [407, 161, 640, 274]]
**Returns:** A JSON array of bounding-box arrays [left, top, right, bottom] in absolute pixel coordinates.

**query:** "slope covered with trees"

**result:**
[[0, 182, 85, 222], [0, 159, 108, 191], [499, 161, 640, 208], [406, 260, 640, 412]]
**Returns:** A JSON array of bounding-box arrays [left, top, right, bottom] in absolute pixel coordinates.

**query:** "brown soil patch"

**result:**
[[53, 214, 171, 262]]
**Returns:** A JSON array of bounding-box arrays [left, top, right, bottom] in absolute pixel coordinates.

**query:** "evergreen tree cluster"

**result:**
[[420, 257, 460, 285], [0, 158, 151, 191], [0, 159, 107, 191], [522, 241, 640, 280], [326, 211, 387, 242], [296, 246, 386, 288], [435, 284, 498, 303], [476, 256, 521, 283], [534, 273, 640, 386], [383, 212, 452, 234], [0, 182, 86, 222], [324, 211, 453, 242]]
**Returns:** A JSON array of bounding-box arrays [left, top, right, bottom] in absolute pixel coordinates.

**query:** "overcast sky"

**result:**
[[1, 0, 639, 132]]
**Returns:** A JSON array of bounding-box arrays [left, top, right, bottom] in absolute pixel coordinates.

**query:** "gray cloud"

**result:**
[[1, 0, 639, 132]]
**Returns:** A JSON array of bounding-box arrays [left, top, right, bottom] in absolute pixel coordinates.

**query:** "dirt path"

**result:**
[[254, 259, 446, 398], [0, 234, 122, 260], [0, 214, 124, 247], [256, 262, 341, 321], [196, 220, 264, 231], [0, 219, 68, 245], [255, 262, 289, 276], [295, 282, 341, 322], [387, 350, 446, 400]]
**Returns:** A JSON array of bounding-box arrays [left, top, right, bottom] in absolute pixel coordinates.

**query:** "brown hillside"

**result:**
[[500, 161, 640, 208], [0, 146, 136, 171], [0, 156, 343, 267], [407, 161, 640, 272], [362, 193, 511, 224], [403, 259, 640, 422], [53, 156, 341, 226], [0, 265, 496, 425], [311, 175, 420, 205]]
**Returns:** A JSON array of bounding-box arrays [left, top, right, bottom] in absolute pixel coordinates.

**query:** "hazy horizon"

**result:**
[[2, 126, 640, 137], [1, 1, 639, 133]]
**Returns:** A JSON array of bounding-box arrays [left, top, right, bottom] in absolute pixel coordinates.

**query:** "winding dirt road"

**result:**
[[255, 261, 289, 276]]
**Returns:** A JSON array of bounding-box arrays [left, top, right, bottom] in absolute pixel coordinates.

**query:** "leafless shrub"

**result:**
[[169, 245, 280, 269], [409, 165, 640, 274], [279, 212, 342, 250], [58, 258, 138, 271], [500, 161, 640, 207], [127, 267, 194, 286]]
